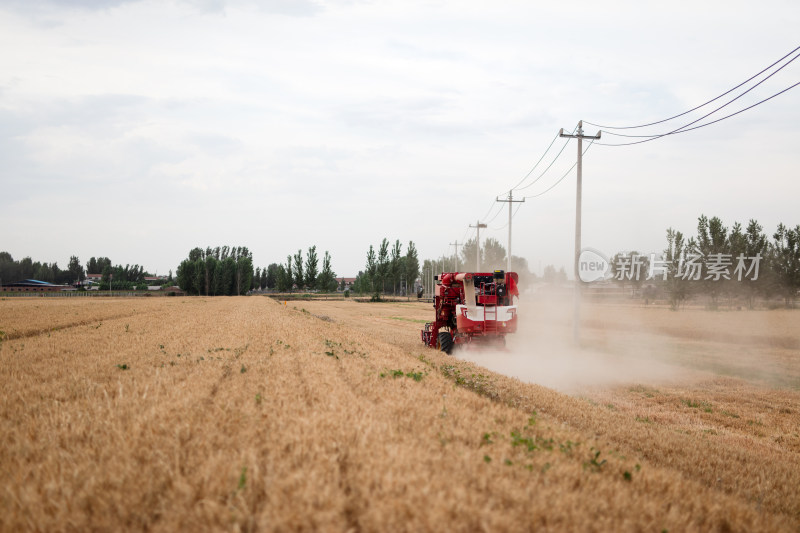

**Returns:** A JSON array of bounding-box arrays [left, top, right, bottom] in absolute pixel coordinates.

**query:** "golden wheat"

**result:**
[[0, 296, 797, 531]]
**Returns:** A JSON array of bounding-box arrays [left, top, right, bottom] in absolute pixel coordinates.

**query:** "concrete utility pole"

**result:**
[[469, 220, 488, 271], [559, 120, 601, 344], [450, 241, 461, 272], [496, 190, 525, 273]]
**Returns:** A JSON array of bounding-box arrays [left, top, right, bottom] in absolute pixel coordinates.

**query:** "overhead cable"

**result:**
[[523, 140, 594, 199], [514, 134, 574, 192], [585, 44, 800, 130], [597, 79, 800, 146], [492, 201, 525, 231], [507, 130, 561, 192]]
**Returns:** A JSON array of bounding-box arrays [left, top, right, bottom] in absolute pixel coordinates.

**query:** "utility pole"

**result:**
[[559, 120, 601, 344], [450, 241, 461, 272], [469, 220, 487, 271], [496, 190, 525, 273]]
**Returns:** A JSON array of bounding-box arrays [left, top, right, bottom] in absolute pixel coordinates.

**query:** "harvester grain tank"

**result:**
[[421, 269, 519, 353]]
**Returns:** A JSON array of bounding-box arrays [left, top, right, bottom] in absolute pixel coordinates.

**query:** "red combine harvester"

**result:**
[[421, 270, 519, 354]]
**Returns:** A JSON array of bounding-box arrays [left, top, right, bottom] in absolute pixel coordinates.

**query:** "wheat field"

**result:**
[[1, 295, 798, 531]]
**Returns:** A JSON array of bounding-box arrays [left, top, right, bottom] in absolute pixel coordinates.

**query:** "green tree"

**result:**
[[663, 228, 689, 309], [694, 215, 729, 308], [86, 257, 98, 277], [213, 260, 225, 295], [390, 240, 402, 294], [86, 256, 110, 276], [305, 245, 319, 290], [194, 258, 206, 295], [377, 238, 389, 296], [237, 253, 253, 295], [317, 251, 337, 292], [266, 263, 279, 290], [293, 250, 304, 291], [204, 255, 217, 295], [253, 267, 261, 290], [727, 222, 747, 304], [405, 241, 420, 295], [19, 257, 34, 279], [353, 270, 369, 295], [771, 223, 800, 308], [743, 220, 771, 307], [285, 255, 294, 292], [0, 252, 19, 284], [365, 245, 377, 296], [100, 264, 112, 288], [222, 256, 236, 295], [33, 262, 53, 283], [276, 265, 288, 292], [176, 260, 196, 295]]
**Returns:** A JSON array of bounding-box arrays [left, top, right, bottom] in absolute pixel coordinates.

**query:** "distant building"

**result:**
[[336, 277, 357, 291], [0, 279, 71, 292]]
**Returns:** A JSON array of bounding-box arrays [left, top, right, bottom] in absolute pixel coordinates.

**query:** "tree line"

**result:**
[[176, 246, 254, 296], [268, 245, 338, 293], [176, 245, 340, 295], [610, 215, 800, 309], [0, 252, 83, 286], [0, 252, 168, 290], [347, 239, 419, 300]]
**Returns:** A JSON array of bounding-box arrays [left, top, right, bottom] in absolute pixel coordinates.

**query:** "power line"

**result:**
[[514, 134, 574, 191], [507, 130, 561, 191], [523, 140, 595, 199], [495, 191, 525, 272], [484, 201, 506, 225], [600, 52, 798, 138], [492, 201, 525, 231], [446, 49, 798, 281], [461, 226, 473, 244], [478, 197, 500, 222], [585, 44, 800, 130], [597, 79, 800, 146], [668, 81, 800, 135]]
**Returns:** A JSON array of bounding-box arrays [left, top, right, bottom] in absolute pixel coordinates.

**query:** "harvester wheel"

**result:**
[[437, 331, 454, 355]]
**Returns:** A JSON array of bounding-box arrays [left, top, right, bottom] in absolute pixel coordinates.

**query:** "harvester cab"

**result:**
[[421, 269, 519, 354]]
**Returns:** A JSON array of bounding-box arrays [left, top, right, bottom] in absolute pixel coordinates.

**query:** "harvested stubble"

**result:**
[[0, 297, 797, 531]]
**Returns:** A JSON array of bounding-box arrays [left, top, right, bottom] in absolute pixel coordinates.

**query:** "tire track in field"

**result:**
[[1, 312, 140, 341]]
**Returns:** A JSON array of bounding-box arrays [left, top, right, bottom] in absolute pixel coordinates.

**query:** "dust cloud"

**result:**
[[455, 290, 691, 394]]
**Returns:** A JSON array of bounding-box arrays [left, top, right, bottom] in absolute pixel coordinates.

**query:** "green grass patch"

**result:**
[[388, 316, 429, 324], [380, 369, 426, 381]]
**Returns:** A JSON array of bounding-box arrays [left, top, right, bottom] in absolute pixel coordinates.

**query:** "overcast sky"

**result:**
[[1, 0, 798, 278]]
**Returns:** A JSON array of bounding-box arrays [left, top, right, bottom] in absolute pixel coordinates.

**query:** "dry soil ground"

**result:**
[[1, 296, 798, 532]]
